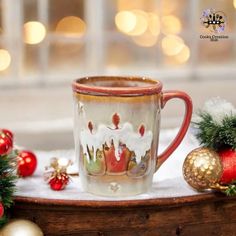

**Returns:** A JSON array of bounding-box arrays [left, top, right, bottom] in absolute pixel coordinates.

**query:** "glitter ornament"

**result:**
[[183, 147, 223, 191]]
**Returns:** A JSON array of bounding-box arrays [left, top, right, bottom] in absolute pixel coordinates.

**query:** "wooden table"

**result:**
[[11, 193, 236, 236]]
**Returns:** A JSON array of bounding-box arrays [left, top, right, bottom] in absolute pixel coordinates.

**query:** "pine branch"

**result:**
[[0, 175, 16, 207], [224, 182, 236, 196], [220, 116, 236, 150], [0, 150, 17, 227], [192, 112, 236, 151]]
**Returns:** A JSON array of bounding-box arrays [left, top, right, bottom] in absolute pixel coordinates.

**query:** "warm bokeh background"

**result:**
[[0, 0, 235, 149]]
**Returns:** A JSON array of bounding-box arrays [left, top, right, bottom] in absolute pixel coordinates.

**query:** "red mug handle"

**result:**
[[156, 90, 193, 170]]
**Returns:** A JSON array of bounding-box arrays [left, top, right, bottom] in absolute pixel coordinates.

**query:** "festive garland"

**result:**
[[0, 130, 17, 227], [0, 129, 43, 233], [183, 98, 236, 195]]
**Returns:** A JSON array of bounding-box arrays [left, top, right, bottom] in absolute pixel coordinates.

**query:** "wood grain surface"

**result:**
[[10, 193, 236, 236]]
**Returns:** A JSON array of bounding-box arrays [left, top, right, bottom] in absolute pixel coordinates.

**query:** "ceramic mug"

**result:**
[[72, 76, 192, 197]]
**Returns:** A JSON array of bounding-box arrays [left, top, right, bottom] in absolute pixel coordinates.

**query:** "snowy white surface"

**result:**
[[15, 129, 204, 201]]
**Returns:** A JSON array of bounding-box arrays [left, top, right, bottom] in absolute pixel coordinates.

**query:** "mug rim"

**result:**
[[72, 76, 162, 96]]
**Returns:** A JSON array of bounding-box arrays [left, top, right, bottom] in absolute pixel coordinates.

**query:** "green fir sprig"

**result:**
[[224, 181, 236, 196], [192, 112, 236, 151], [0, 150, 17, 227]]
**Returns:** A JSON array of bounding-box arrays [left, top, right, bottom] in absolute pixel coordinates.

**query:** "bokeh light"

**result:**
[[174, 45, 190, 64], [161, 15, 182, 35], [162, 35, 184, 56], [56, 16, 86, 37], [148, 13, 160, 36], [24, 21, 46, 45], [234, 0, 236, 8], [0, 49, 11, 71], [115, 11, 136, 33], [128, 10, 148, 36], [115, 10, 160, 47], [115, 10, 149, 36], [132, 31, 158, 47]]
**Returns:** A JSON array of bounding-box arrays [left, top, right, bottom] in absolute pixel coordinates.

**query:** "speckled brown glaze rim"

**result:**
[[72, 76, 162, 96]]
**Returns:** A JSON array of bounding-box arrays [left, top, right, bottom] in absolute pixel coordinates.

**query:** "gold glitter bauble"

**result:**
[[0, 219, 43, 236], [183, 147, 223, 191]]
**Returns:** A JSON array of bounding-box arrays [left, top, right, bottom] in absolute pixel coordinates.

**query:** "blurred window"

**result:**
[[0, 0, 235, 86]]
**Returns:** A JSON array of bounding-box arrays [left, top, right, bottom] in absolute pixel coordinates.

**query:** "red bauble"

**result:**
[[0, 202, 4, 218], [219, 149, 236, 184], [17, 150, 37, 177], [1, 129, 14, 140], [0, 132, 13, 156], [49, 173, 69, 191]]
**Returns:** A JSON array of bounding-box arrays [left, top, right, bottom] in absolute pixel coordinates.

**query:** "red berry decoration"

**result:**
[[17, 150, 37, 177], [0, 202, 4, 218], [0, 132, 13, 155]]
